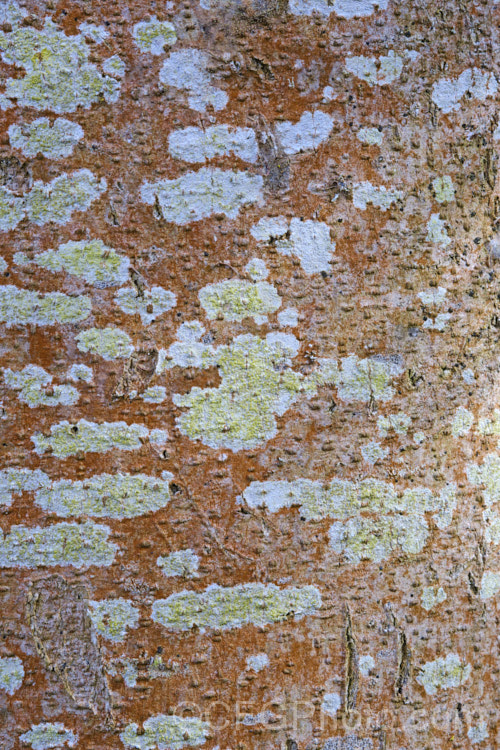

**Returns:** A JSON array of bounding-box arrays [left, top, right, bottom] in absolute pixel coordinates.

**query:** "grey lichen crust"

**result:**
[[151, 582, 322, 631]]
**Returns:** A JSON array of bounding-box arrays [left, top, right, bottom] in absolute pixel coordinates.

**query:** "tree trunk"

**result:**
[[0, 0, 498, 749]]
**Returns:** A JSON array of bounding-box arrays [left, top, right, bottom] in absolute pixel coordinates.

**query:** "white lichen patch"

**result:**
[[141, 168, 263, 225], [426, 213, 450, 246], [241, 477, 457, 563], [468, 723, 489, 745], [352, 181, 403, 210], [199, 278, 281, 324], [0, 1, 27, 26], [416, 653, 471, 695], [102, 55, 126, 78], [9, 117, 83, 158], [25, 170, 107, 227], [359, 655, 375, 676], [19, 723, 76, 750], [123, 660, 138, 688], [78, 22, 109, 43], [321, 693, 341, 717], [345, 51, 403, 86], [34, 472, 173, 519], [114, 286, 177, 325], [169, 125, 258, 163], [431, 68, 498, 113], [277, 307, 299, 327], [274, 110, 334, 155], [0, 467, 50, 506], [141, 386, 167, 403], [275, 218, 335, 274], [360, 441, 388, 464], [0, 521, 116, 568], [477, 409, 500, 437], [451, 406, 474, 438], [335, 354, 404, 402], [377, 411, 411, 437], [76, 327, 133, 360], [417, 287, 447, 306], [3, 365, 79, 407], [467, 454, 500, 546], [0, 656, 24, 695], [288, 0, 389, 18], [0, 256, 6, 273], [0, 18, 120, 112], [16, 239, 129, 287], [421, 586, 447, 611], [89, 598, 140, 642], [66, 364, 92, 383], [120, 715, 210, 750], [357, 127, 383, 145], [160, 322, 214, 371], [250, 215, 288, 242], [480, 570, 500, 600], [246, 653, 269, 672], [432, 176, 455, 203], [151, 583, 321, 631], [0, 285, 91, 326], [159, 49, 228, 112], [422, 313, 451, 332], [32, 419, 152, 458], [172, 332, 338, 451], [157, 549, 199, 578], [132, 17, 177, 55]]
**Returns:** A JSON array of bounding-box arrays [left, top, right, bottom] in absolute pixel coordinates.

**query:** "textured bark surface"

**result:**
[[0, 0, 499, 748]]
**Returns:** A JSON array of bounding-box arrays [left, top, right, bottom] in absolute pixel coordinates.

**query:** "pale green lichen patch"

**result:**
[[160, 321, 215, 371], [0, 1, 27, 26], [199, 278, 281, 323], [421, 586, 447, 611], [76, 327, 133, 360], [0, 467, 49, 506], [345, 51, 403, 85], [422, 313, 451, 332], [120, 714, 210, 750], [377, 411, 411, 436], [416, 653, 471, 695], [352, 181, 403, 210], [132, 18, 177, 55], [151, 582, 321, 631], [172, 332, 338, 451], [451, 406, 474, 437], [274, 110, 334, 155], [3, 364, 79, 407], [141, 386, 167, 404], [432, 176, 455, 203], [480, 570, 500, 600], [0, 656, 24, 695], [9, 118, 83, 158], [0, 285, 91, 326], [115, 286, 177, 325], [160, 49, 227, 112], [34, 471, 173, 519], [16, 239, 129, 287], [0, 18, 120, 112], [102, 55, 126, 78], [241, 477, 457, 563], [25, 170, 107, 227], [0, 187, 24, 230], [0, 256, 7, 273], [335, 354, 404, 402], [66, 364, 92, 383], [0, 521, 116, 568], [426, 213, 450, 246], [19, 723, 76, 749], [32, 419, 151, 458], [141, 168, 262, 225], [360, 441, 388, 464], [169, 124, 258, 163], [467, 454, 500, 545], [89, 598, 139, 642], [417, 287, 447, 306], [157, 549, 199, 578], [357, 127, 383, 145], [477, 409, 500, 436]]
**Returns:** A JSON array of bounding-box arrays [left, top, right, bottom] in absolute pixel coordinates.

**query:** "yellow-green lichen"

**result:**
[[357, 126, 383, 145], [76, 327, 133, 360], [0, 521, 116, 568], [477, 409, 500, 437], [451, 406, 474, 438], [421, 586, 447, 611], [9, 117, 83, 158], [19, 723, 76, 750], [34, 471, 173, 519], [0, 18, 120, 112], [120, 714, 209, 750], [360, 441, 388, 464], [0, 285, 91, 326], [3, 364, 79, 407], [432, 175, 455, 203], [152, 582, 321, 632], [32, 419, 151, 458], [335, 354, 404, 402], [25, 170, 107, 226], [115, 286, 177, 325], [199, 278, 281, 323], [140, 386, 167, 404], [16, 238, 129, 287], [377, 411, 411, 436], [0, 188, 26, 230], [172, 332, 338, 451], [416, 653, 471, 695], [89, 598, 139, 642], [132, 18, 177, 55], [0, 467, 49, 506], [0, 656, 24, 695], [141, 167, 262, 225], [426, 213, 450, 246], [157, 549, 199, 578]]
